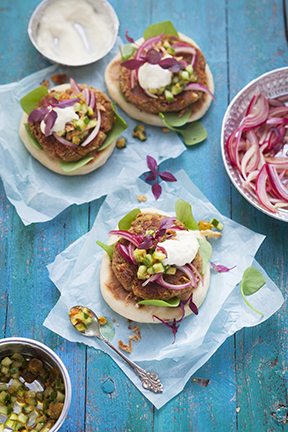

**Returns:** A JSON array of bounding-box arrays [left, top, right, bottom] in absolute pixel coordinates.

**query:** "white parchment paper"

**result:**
[[0, 40, 185, 225], [44, 170, 284, 408]]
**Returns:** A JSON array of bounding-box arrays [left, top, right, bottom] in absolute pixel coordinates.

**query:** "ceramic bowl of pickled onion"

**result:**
[[221, 67, 288, 222]]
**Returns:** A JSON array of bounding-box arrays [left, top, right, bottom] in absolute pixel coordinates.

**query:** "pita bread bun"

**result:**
[[105, 33, 214, 127], [19, 84, 116, 176], [99, 208, 210, 323]]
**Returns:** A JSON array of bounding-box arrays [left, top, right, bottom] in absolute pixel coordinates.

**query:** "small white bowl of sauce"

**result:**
[[28, 0, 119, 66]]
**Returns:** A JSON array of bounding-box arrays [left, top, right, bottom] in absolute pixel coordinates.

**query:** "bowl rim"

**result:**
[[221, 66, 288, 222], [27, 0, 119, 67], [0, 337, 72, 432]]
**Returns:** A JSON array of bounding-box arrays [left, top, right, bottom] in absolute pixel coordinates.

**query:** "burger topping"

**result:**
[[138, 62, 172, 91], [40, 106, 79, 135], [157, 230, 200, 267], [121, 34, 211, 104]]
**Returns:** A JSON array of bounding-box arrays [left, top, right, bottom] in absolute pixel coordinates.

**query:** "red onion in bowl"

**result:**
[[225, 92, 288, 215]]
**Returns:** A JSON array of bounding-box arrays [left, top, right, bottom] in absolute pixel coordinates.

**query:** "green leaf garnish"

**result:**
[[175, 199, 198, 230], [96, 241, 115, 260], [240, 267, 265, 316], [159, 109, 192, 127], [178, 122, 208, 146], [118, 208, 141, 230], [198, 238, 212, 273], [159, 113, 207, 146], [120, 44, 137, 60], [98, 104, 127, 151], [144, 21, 178, 39], [20, 86, 48, 114], [24, 124, 42, 149], [137, 297, 180, 307], [60, 156, 94, 173]]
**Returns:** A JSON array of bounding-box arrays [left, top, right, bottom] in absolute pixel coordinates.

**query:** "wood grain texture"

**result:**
[[0, 0, 287, 431], [227, 1, 288, 431]]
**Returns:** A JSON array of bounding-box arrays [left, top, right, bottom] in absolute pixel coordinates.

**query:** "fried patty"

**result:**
[[119, 35, 208, 114], [111, 213, 202, 301], [29, 87, 115, 162]]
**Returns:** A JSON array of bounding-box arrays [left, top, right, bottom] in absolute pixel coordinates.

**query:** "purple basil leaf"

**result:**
[[152, 183, 162, 200], [138, 234, 154, 250], [146, 155, 158, 175], [121, 59, 145, 70], [153, 315, 179, 343], [159, 57, 181, 69], [145, 172, 157, 182], [211, 262, 236, 273], [145, 48, 162, 65], [28, 107, 48, 124], [44, 110, 57, 136], [125, 30, 135, 44], [42, 96, 59, 107], [159, 216, 177, 230], [57, 98, 80, 108], [188, 296, 199, 315], [159, 171, 177, 182]]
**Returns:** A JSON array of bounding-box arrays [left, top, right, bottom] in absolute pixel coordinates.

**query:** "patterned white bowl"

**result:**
[[221, 67, 288, 222]]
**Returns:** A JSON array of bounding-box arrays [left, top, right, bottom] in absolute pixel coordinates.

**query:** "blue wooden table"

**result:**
[[0, 1, 287, 431]]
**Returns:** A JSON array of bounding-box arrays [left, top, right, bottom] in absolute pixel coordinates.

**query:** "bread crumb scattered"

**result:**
[[162, 127, 170, 133], [236, 407, 241, 413], [98, 316, 107, 326], [136, 194, 147, 203], [118, 339, 133, 353]]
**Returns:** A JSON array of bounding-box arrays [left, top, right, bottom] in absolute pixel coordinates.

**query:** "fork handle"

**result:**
[[99, 336, 163, 394]]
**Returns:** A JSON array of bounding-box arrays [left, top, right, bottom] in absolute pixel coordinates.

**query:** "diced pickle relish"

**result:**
[[133, 247, 176, 280], [69, 306, 93, 332], [0, 353, 65, 431]]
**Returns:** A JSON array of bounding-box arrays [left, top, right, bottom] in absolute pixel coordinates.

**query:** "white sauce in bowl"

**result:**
[[35, 0, 117, 65]]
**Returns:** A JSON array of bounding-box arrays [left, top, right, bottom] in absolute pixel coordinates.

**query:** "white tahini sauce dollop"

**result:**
[[158, 230, 200, 267], [40, 106, 79, 135], [138, 63, 172, 90], [36, 0, 116, 65]]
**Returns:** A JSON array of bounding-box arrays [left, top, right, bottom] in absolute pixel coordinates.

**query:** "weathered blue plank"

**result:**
[[85, 1, 155, 430], [149, 1, 236, 431], [0, 0, 90, 428], [227, 1, 288, 431]]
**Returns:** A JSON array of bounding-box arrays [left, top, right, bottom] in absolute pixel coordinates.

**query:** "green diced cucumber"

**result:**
[[137, 265, 148, 280], [210, 218, 224, 231], [1, 358, 12, 368], [164, 90, 174, 102], [166, 266, 176, 275], [152, 263, 165, 273]]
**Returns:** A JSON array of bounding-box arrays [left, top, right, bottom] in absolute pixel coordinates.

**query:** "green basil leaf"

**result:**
[[137, 297, 180, 308], [98, 104, 128, 151], [96, 241, 115, 260], [24, 123, 42, 150], [175, 199, 198, 230], [240, 267, 265, 316], [20, 86, 48, 114], [144, 21, 178, 39], [159, 113, 207, 146], [60, 156, 94, 173], [198, 237, 212, 273], [159, 108, 192, 127], [178, 122, 208, 146], [118, 208, 141, 230], [120, 43, 137, 60]]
